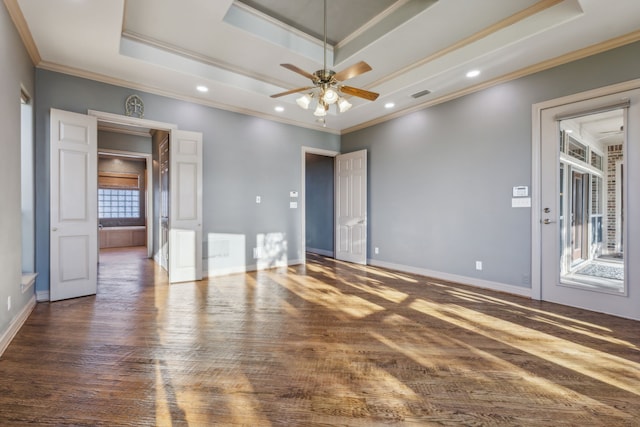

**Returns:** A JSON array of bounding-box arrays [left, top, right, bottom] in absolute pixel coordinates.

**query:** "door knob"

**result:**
[[543, 219, 556, 224], [544, 207, 550, 213], [52, 227, 58, 231]]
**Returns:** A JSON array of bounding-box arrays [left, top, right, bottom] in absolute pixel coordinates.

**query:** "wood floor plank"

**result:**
[[0, 247, 639, 426]]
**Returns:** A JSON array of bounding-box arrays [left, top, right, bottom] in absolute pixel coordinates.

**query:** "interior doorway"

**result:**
[[97, 150, 152, 259], [305, 152, 335, 257], [301, 147, 338, 263]]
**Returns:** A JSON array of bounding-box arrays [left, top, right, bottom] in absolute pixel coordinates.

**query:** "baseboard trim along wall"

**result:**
[[306, 248, 334, 257], [0, 295, 36, 357], [204, 258, 303, 278], [35, 290, 49, 302], [368, 259, 532, 298]]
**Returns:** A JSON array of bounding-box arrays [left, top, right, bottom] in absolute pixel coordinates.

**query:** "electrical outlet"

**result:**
[[7, 296, 11, 312], [374, 247, 379, 255], [475, 261, 483, 271]]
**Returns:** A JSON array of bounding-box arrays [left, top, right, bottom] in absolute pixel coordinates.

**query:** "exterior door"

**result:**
[[335, 149, 367, 265], [50, 109, 98, 301], [169, 129, 203, 283], [539, 88, 640, 320]]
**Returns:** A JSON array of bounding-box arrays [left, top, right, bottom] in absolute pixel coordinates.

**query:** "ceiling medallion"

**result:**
[[125, 94, 144, 118]]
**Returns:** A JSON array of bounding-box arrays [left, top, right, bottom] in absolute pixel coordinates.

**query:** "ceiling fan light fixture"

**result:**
[[338, 97, 352, 113], [322, 87, 338, 104], [296, 93, 313, 109], [313, 103, 327, 117]]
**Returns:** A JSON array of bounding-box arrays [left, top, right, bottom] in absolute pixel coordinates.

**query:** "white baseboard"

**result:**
[[0, 295, 36, 357], [204, 258, 303, 278], [36, 290, 50, 302], [306, 248, 334, 257], [368, 259, 532, 298]]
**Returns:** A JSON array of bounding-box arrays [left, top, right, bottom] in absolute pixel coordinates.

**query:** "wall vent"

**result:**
[[411, 89, 431, 99]]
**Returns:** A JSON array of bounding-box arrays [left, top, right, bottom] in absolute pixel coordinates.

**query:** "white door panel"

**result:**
[[169, 129, 203, 283], [540, 89, 640, 320], [50, 109, 97, 301], [335, 150, 367, 265]]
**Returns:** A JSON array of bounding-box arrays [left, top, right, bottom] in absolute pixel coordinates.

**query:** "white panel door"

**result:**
[[335, 149, 367, 264], [169, 129, 203, 283], [540, 89, 640, 320], [50, 109, 98, 301]]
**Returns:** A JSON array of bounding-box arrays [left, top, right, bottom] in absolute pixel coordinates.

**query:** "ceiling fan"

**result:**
[[270, 0, 379, 119]]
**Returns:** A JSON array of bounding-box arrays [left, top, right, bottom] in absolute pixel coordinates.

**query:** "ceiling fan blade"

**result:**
[[270, 87, 315, 98], [340, 85, 379, 101], [333, 61, 372, 82], [280, 64, 317, 81]]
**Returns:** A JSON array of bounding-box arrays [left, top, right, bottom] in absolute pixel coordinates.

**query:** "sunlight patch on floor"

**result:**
[[409, 298, 640, 396]]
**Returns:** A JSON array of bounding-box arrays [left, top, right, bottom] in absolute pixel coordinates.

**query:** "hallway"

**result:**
[[1, 249, 639, 425]]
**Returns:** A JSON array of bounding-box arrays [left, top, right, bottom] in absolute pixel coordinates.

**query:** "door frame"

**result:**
[[531, 78, 640, 302], [89, 110, 177, 262], [300, 146, 339, 265], [97, 148, 154, 258]]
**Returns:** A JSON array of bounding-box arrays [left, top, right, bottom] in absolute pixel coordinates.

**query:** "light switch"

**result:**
[[256, 196, 261, 204]]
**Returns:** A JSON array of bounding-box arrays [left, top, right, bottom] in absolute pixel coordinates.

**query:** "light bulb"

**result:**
[[313, 103, 327, 117], [296, 94, 312, 109], [337, 97, 352, 113], [322, 88, 338, 104]]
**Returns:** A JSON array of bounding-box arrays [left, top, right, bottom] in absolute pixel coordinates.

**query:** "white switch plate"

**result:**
[[256, 196, 261, 204], [476, 261, 483, 271], [290, 201, 298, 209], [290, 191, 298, 198]]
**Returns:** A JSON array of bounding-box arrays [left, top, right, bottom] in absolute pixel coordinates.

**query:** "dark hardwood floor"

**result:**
[[1, 247, 639, 426]]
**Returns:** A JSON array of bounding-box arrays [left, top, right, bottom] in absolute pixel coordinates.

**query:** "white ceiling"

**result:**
[[8, 0, 640, 134]]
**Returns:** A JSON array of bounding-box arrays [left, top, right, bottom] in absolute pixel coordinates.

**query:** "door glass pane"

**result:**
[[558, 110, 625, 293]]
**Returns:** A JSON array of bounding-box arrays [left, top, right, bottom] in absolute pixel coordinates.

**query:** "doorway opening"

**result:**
[[301, 147, 338, 264]]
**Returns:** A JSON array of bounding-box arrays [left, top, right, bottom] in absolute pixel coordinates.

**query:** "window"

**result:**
[[98, 189, 141, 219], [21, 89, 35, 274]]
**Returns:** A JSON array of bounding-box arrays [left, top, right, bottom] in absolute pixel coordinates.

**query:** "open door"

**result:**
[[169, 129, 203, 283], [50, 109, 98, 301], [335, 149, 367, 265]]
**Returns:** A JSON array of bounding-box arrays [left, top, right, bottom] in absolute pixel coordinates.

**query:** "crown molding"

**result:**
[[343, 29, 640, 134], [37, 61, 339, 134], [3, 0, 41, 65]]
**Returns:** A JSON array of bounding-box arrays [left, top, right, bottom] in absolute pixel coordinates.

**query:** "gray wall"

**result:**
[[305, 153, 334, 254], [34, 70, 340, 293], [98, 130, 152, 154], [341, 41, 640, 288], [0, 4, 36, 342]]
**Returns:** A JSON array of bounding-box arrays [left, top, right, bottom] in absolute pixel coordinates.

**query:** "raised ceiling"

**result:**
[[7, 0, 640, 134]]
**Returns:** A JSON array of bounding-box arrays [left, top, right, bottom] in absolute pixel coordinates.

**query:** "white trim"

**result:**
[[531, 78, 640, 300], [369, 259, 532, 298], [306, 248, 334, 257], [88, 110, 177, 131], [0, 295, 36, 357], [615, 160, 624, 253], [98, 148, 154, 258], [203, 258, 303, 278], [301, 146, 339, 265], [36, 290, 49, 302], [21, 273, 37, 293]]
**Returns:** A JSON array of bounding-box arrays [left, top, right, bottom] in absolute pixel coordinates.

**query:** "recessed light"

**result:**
[[274, 106, 284, 112], [196, 85, 209, 93], [384, 102, 395, 109], [466, 70, 480, 78]]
